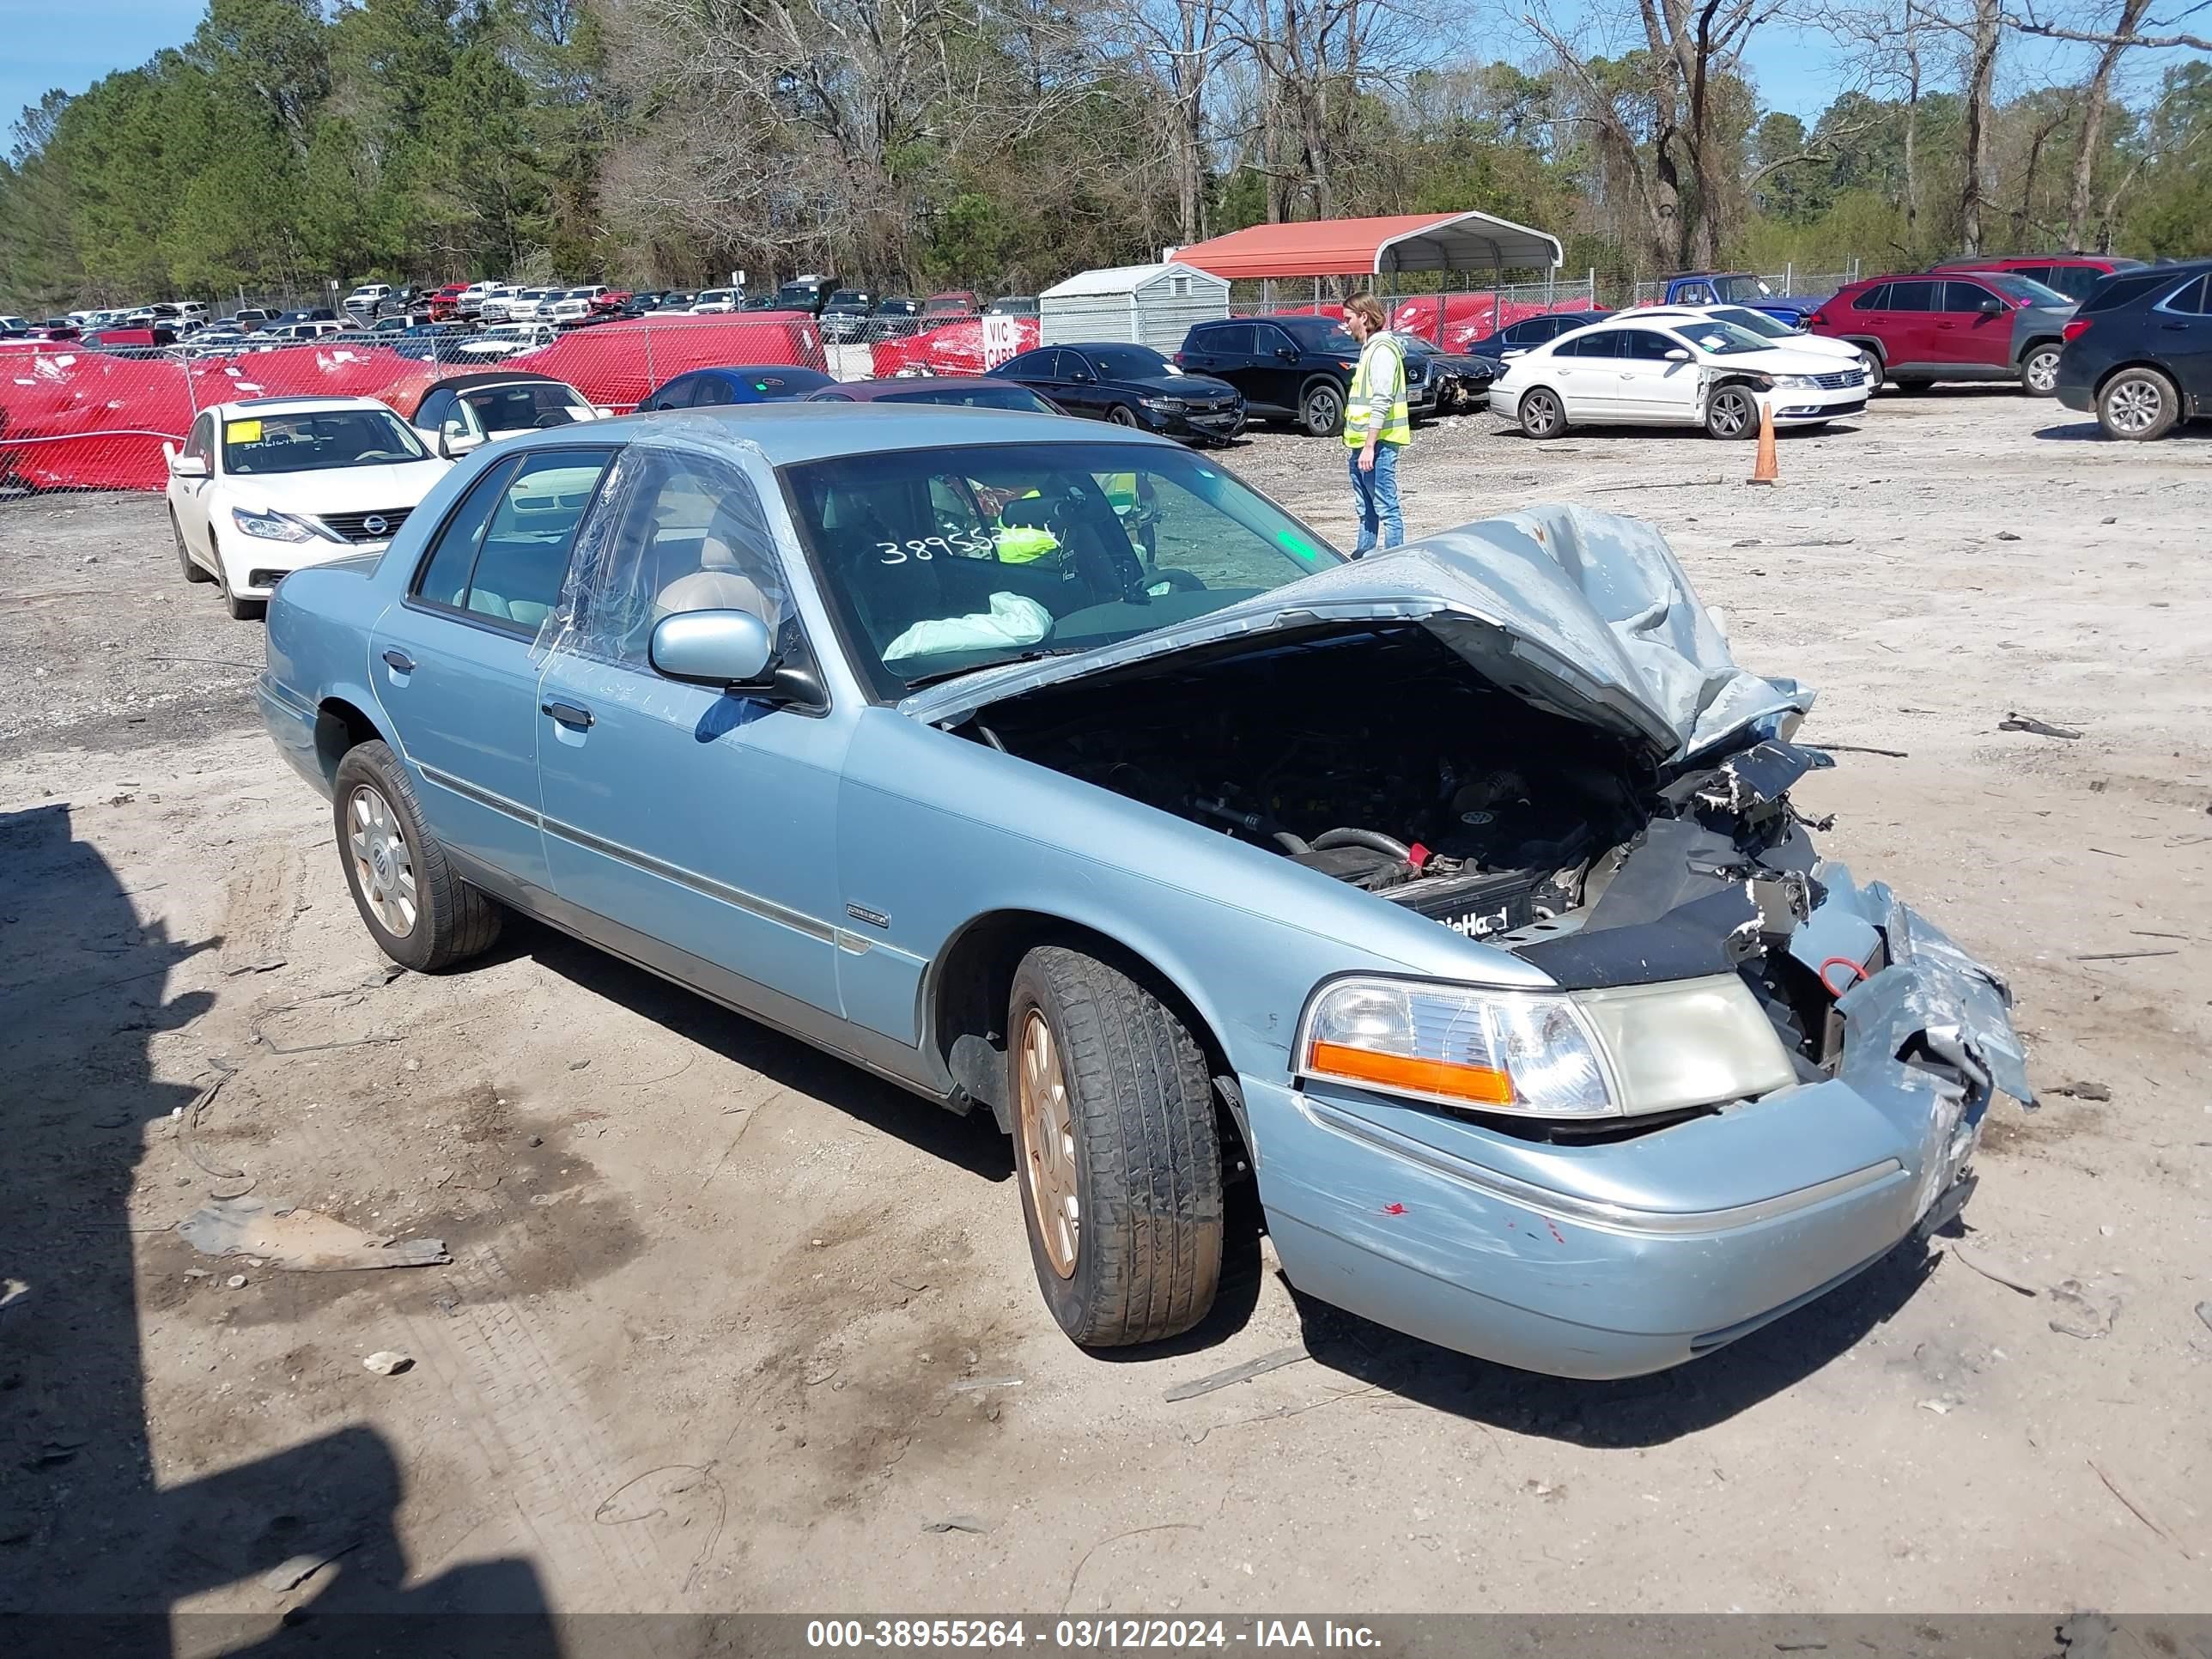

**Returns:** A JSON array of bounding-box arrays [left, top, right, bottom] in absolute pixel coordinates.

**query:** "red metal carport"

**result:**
[[1171, 210, 1566, 342]]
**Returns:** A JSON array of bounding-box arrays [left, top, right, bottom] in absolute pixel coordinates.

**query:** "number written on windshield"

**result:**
[[878, 530, 998, 564]]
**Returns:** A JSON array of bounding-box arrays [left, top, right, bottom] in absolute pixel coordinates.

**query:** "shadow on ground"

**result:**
[[0, 802, 557, 1654]]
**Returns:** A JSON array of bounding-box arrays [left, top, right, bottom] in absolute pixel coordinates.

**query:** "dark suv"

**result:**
[[1456, 310, 1613, 365], [2053, 258, 2212, 441], [1808, 272, 2076, 394], [1176, 313, 1436, 435]]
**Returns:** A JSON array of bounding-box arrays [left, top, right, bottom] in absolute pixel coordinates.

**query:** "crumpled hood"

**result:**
[[899, 502, 1811, 763]]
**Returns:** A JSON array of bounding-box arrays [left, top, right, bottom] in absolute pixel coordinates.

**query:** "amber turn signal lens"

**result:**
[[1306, 1041, 1516, 1106]]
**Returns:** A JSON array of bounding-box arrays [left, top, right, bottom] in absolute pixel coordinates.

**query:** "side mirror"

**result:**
[[1500, 348, 1526, 360], [650, 608, 775, 689], [169, 452, 210, 478], [437, 426, 484, 459], [1276, 345, 1298, 361], [1978, 298, 2005, 316], [1665, 347, 1692, 362]]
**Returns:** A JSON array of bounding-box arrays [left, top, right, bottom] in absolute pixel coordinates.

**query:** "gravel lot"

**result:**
[[3, 392, 2209, 1626]]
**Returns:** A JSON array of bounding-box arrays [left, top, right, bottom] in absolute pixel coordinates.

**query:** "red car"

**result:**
[[427, 284, 471, 322], [922, 291, 980, 319], [1932, 254, 2143, 306], [1808, 270, 2079, 394]]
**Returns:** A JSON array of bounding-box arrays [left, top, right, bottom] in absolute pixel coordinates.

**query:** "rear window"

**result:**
[[2081, 269, 2201, 313]]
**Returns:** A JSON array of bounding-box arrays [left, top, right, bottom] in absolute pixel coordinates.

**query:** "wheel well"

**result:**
[[927, 909, 1246, 1158], [2017, 334, 2062, 362], [1298, 374, 1344, 404], [1841, 337, 1884, 361], [2094, 358, 2177, 397], [314, 697, 384, 783]]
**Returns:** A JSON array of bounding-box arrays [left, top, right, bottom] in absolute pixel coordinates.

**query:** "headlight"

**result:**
[[1772, 374, 1820, 390], [1139, 396, 1183, 411], [230, 505, 321, 543], [1298, 974, 1796, 1121]]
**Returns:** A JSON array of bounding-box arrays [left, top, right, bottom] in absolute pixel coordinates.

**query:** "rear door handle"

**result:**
[[381, 648, 415, 672], [542, 700, 595, 730]]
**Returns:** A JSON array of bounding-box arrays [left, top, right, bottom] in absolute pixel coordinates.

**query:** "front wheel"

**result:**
[[2021, 343, 2062, 397], [1106, 404, 1139, 428], [1007, 945, 1222, 1347], [331, 739, 502, 973], [1517, 386, 1565, 439], [210, 538, 264, 620], [1705, 385, 1760, 439], [2098, 368, 2179, 441], [1859, 349, 1885, 392], [172, 511, 212, 583], [1299, 381, 1344, 437]]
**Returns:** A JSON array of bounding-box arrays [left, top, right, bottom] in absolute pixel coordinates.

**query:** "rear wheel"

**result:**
[[1517, 386, 1565, 439], [1705, 384, 1759, 440], [172, 510, 212, 583], [2098, 367, 2179, 441], [1299, 380, 1344, 437], [331, 739, 502, 973], [2021, 343, 2062, 397], [1007, 945, 1222, 1347]]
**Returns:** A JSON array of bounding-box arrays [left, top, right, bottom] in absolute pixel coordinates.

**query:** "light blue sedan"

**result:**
[[259, 404, 2030, 1377]]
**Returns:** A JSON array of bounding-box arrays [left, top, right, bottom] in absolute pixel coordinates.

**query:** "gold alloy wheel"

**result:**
[[1018, 1009, 1080, 1278]]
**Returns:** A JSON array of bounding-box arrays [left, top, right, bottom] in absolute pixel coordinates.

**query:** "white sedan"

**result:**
[[1491, 314, 1871, 440], [164, 397, 450, 619], [1635, 302, 1881, 384]]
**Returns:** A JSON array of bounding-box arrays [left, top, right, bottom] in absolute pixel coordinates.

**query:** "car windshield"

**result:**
[[784, 441, 1343, 700], [1709, 305, 1793, 337], [774, 287, 818, 307], [1670, 319, 1771, 356], [222, 408, 427, 474], [463, 382, 590, 433], [1710, 276, 1775, 302], [1985, 272, 2070, 307], [1073, 345, 1169, 380], [874, 384, 1056, 412]]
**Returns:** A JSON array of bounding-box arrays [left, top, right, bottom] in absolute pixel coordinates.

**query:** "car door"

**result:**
[[173, 412, 218, 556], [1881, 278, 1942, 368], [1613, 327, 1698, 424], [1550, 329, 1625, 418], [1939, 279, 2013, 371], [1004, 349, 1068, 407], [2151, 271, 2212, 403], [532, 443, 846, 1018], [1249, 322, 1304, 411], [1186, 322, 1254, 403], [370, 447, 617, 896]]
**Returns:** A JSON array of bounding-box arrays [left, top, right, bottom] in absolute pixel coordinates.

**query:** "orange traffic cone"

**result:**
[[1748, 398, 1778, 485]]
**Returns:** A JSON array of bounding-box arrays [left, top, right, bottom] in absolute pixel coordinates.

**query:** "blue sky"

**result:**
[[0, 1, 2172, 150]]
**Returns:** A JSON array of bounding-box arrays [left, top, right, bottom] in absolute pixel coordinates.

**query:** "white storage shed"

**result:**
[[1039, 262, 1231, 352]]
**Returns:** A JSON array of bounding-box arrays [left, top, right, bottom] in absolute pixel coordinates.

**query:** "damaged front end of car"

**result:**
[[917, 501, 2030, 1376]]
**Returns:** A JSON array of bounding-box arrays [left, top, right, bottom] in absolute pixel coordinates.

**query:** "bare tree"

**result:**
[[1958, 0, 2002, 253], [1528, 0, 1795, 269], [2005, 0, 2212, 47], [1113, 0, 1240, 245]]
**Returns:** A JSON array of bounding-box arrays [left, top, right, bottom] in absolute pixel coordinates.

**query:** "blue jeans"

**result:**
[[1347, 443, 1403, 556]]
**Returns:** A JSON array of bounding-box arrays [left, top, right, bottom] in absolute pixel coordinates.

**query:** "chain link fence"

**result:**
[[1, 308, 1043, 497]]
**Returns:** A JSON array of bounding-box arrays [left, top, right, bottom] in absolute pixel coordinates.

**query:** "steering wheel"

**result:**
[[532, 410, 571, 428]]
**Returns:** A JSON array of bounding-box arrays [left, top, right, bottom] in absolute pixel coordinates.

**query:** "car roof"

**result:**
[[663, 363, 832, 380], [812, 376, 1033, 400], [509, 400, 1175, 466], [422, 370, 567, 393]]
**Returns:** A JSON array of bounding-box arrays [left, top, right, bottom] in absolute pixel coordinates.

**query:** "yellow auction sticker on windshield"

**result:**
[[225, 419, 263, 444]]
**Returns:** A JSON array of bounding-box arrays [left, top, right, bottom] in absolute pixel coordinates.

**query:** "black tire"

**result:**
[[1006, 945, 1222, 1347], [1705, 384, 1759, 440], [1106, 404, 1139, 428], [1517, 386, 1566, 439], [172, 509, 213, 583], [331, 738, 502, 973], [210, 538, 265, 621], [1299, 380, 1345, 437], [2096, 366, 2178, 441], [1858, 348, 1885, 392], [2020, 342, 2063, 397]]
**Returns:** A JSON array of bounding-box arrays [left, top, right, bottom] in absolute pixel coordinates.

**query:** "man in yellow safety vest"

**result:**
[[1341, 293, 1409, 556]]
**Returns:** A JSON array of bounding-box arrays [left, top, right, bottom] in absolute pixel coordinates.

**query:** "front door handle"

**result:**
[[381, 647, 415, 672], [542, 700, 595, 730]]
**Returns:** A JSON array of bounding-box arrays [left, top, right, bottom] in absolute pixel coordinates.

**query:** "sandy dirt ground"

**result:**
[[2, 391, 2208, 1631]]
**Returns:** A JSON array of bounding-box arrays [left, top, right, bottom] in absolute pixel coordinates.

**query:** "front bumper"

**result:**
[[1247, 873, 2029, 1378], [1774, 395, 1868, 422], [1144, 404, 1248, 442], [228, 539, 389, 599]]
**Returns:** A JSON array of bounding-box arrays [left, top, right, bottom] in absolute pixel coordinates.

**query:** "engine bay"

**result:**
[[963, 624, 1655, 942], [960, 622, 1850, 1091]]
